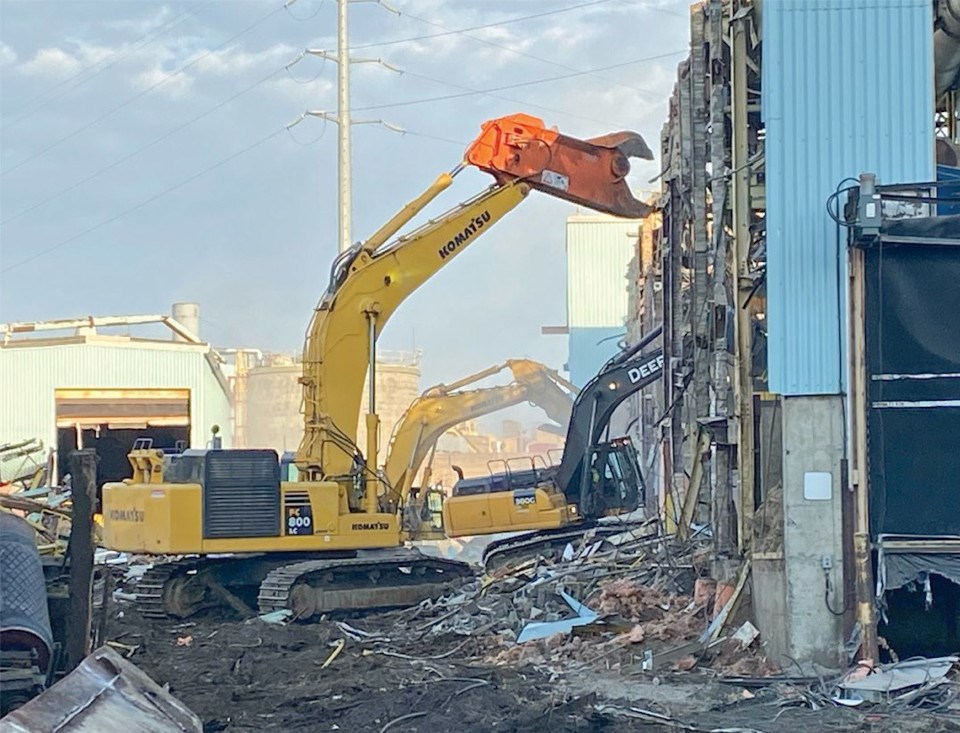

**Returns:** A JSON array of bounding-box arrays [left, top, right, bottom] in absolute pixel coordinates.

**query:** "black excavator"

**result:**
[[442, 327, 667, 571]]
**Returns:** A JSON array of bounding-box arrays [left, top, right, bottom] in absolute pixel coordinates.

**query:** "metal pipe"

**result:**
[[579, 396, 599, 514], [849, 244, 879, 661], [936, 0, 960, 98], [363, 312, 381, 514], [364, 172, 455, 251]]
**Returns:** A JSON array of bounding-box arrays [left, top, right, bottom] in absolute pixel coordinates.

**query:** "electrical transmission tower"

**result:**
[[287, 0, 403, 254]]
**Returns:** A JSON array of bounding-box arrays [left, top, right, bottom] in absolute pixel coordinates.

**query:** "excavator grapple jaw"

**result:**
[[465, 113, 654, 219]]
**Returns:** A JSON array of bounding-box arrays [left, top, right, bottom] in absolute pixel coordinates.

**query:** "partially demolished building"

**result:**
[[625, 0, 960, 667]]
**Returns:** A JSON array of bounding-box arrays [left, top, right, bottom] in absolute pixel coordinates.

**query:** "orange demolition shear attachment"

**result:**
[[464, 113, 654, 218]]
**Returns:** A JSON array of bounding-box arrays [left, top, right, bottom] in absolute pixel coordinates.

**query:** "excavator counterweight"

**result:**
[[465, 113, 654, 218]]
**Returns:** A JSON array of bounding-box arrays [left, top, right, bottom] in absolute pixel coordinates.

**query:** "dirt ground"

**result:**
[[105, 607, 960, 733]]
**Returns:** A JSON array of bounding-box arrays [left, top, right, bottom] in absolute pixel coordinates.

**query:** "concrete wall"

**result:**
[[752, 556, 789, 665], [777, 395, 846, 668]]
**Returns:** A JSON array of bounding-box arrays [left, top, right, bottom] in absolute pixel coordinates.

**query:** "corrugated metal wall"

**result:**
[[565, 215, 638, 386], [566, 215, 639, 327], [0, 341, 233, 451], [763, 0, 935, 395]]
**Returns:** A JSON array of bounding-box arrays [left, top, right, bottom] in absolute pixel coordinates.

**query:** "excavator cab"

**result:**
[[576, 437, 646, 517]]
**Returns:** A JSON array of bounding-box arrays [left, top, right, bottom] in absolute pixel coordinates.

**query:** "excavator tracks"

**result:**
[[136, 556, 220, 619], [257, 551, 473, 619], [482, 520, 652, 574], [134, 551, 473, 621]]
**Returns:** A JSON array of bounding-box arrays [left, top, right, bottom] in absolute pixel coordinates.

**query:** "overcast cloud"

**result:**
[[0, 0, 688, 428]]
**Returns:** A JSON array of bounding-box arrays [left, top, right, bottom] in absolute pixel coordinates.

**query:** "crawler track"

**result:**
[[258, 551, 474, 619], [135, 550, 473, 620]]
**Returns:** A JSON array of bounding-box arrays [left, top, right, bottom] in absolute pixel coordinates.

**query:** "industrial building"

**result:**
[[0, 305, 232, 487], [549, 213, 642, 387], [622, 0, 960, 669]]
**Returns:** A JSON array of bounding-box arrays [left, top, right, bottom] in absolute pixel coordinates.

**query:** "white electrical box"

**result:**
[[803, 471, 832, 501]]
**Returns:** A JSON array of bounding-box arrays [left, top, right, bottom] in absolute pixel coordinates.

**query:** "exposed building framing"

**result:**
[[626, 0, 767, 563]]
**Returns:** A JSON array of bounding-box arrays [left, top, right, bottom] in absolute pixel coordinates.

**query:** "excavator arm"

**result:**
[[551, 343, 664, 517], [382, 359, 577, 511], [295, 113, 653, 518]]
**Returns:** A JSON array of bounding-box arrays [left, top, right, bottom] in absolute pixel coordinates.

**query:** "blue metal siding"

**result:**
[[763, 0, 934, 395], [938, 165, 960, 215], [567, 326, 624, 387]]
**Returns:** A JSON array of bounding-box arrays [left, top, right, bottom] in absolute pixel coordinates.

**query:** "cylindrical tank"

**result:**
[[358, 357, 421, 466], [238, 351, 421, 466], [171, 302, 200, 342], [244, 356, 303, 452], [0, 513, 53, 673]]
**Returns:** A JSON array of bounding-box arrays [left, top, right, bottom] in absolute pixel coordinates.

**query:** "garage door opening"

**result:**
[[55, 388, 191, 498], [57, 425, 190, 491]]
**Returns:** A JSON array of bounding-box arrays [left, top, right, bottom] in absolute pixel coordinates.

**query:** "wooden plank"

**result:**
[[66, 449, 97, 671]]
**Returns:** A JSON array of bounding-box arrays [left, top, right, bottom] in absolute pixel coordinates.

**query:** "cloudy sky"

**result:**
[[0, 0, 688, 427]]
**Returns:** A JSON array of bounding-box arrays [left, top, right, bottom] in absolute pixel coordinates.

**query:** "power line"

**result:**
[[395, 66, 657, 130], [1, 127, 288, 275], [396, 6, 667, 101], [0, 3, 285, 178], [1, 67, 284, 226], [399, 129, 469, 147], [353, 51, 685, 113], [2, 2, 212, 129], [351, 0, 617, 50]]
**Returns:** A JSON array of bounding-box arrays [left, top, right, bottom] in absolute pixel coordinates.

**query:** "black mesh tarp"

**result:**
[[864, 223, 960, 538]]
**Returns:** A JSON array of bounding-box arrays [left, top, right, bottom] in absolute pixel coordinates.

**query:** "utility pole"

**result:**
[[336, 0, 352, 254], [286, 0, 402, 254]]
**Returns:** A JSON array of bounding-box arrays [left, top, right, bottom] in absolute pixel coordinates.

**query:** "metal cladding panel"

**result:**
[[0, 342, 232, 450], [568, 326, 624, 388], [762, 0, 935, 395], [566, 216, 639, 328]]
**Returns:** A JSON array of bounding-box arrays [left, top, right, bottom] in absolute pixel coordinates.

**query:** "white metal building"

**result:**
[[564, 213, 641, 387], [0, 307, 232, 484]]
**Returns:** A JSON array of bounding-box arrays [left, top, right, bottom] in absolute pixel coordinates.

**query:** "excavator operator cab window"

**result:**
[[588, 441, 643, 514], [280, 452, 300, 483]]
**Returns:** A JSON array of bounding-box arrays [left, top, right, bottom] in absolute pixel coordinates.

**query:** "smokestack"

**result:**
[[172, 302, 200, 342]]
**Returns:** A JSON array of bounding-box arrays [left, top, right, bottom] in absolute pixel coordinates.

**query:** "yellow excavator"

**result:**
[[442, 328, 667, 571], [101, 113, 653, 619], [379, 358, 577, 535]]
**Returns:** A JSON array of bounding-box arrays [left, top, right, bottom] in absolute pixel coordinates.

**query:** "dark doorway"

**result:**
[[57, 425, 189, 506]]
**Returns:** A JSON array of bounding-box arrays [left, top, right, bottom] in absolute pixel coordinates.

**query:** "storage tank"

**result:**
[[358, 351, 421, 467], [243, 353, 302, 452], [240, 351, 421, 467], [171, 302, 200, 342]]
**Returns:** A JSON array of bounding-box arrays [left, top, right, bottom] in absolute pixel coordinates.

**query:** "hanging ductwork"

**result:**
[[935, 0, 960, 97]]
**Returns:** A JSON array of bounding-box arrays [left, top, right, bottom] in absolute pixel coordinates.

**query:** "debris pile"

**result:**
[[379, 527, 779, 681]]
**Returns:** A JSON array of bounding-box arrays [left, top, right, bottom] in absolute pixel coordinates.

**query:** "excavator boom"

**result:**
[[383, 359, 577, 511], [298, 114, 653, 491]]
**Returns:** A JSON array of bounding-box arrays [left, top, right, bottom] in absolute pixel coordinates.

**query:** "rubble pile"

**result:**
[[384, 527, 779, 680]]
